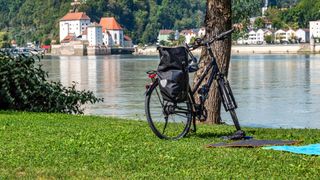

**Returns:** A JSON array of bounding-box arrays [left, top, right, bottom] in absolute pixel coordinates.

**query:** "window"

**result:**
[[114, 33, 117, 40]]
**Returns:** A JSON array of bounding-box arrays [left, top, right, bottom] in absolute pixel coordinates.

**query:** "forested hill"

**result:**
[[0, 0, 309, 45], [0, 0, 206, 45]]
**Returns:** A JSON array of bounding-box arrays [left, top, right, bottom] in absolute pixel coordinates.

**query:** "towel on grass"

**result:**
[[263, 144, 320, 155]]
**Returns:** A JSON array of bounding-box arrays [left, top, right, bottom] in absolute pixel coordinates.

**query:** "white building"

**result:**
[[309, 20, 320, 39], [274, 29, 297, 43], [180, 29, 197, 44], [296, 29, 310, 43], [248, 30, 257, 44], [286, 29, 296, 42], [275, 29, 287, 43], [59, 12, 91, 42], [256, 29, 265, 44], [100, 17, 124, 47], [87, 23, 103, 46], [198, 27, 206, 37]]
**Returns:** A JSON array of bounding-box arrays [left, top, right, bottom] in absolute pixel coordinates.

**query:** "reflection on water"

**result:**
[[41, 54, 320, 129]]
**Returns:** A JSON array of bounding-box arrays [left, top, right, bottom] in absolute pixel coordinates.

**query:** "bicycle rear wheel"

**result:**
[[145, 80, 192, 140]]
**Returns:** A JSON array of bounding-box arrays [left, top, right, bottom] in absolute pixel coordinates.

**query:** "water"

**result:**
[[41, 54, 320, 129]]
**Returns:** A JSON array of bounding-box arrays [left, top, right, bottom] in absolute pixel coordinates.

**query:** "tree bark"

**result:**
[[193, 0, 232, 124]]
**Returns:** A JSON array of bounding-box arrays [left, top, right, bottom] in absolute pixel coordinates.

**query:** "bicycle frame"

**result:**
[[189, 44, 219, 97], [186, 43, 241, 132]]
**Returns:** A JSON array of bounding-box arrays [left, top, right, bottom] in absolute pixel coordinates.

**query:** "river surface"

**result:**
[[41, 54, 320, 129]]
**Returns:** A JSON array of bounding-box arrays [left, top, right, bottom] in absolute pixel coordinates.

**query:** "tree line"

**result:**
[[0, 0, 315, 47]]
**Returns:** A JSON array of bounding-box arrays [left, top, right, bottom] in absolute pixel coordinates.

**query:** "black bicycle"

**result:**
[[145, 29, 245, 140]]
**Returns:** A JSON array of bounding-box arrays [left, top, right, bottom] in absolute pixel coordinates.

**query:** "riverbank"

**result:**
[[0, 111, 319, 179], [135, 44, 319, 55]]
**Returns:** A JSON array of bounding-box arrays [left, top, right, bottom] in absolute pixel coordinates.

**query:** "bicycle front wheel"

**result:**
[[145, 80, 192, 140]]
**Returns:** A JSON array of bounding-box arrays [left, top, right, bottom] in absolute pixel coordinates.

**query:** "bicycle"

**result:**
[[145, 29, 245, 140]]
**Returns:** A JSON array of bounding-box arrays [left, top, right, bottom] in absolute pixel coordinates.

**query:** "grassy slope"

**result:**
[[0, 111, 319, 179]]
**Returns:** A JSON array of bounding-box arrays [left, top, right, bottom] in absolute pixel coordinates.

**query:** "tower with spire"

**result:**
[[262, 0, 269, 16]]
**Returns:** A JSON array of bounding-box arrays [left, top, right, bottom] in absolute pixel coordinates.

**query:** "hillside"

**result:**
[[0, 0, 206, 45], [0, 0, 306, 46]]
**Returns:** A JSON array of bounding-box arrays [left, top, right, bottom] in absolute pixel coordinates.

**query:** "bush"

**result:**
[[0, 51, 103, 114]]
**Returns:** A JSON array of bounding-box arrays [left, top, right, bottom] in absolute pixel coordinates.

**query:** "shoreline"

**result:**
[[134, 44, 319, 56]]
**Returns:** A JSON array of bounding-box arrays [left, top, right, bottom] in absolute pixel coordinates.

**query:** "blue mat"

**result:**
[[263, 144, 320, 155]]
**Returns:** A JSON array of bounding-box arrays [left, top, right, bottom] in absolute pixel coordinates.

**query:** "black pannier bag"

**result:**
[[157, 47, 189, 102]]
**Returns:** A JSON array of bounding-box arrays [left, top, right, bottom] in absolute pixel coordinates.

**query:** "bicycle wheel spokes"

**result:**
[[146, 82, 191, 140]]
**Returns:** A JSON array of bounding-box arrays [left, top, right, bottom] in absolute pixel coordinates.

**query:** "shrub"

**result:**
[[0, 51, 103, 114]]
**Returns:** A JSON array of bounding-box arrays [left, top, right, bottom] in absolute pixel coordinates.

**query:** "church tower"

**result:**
[[262, 0, 269, 16]]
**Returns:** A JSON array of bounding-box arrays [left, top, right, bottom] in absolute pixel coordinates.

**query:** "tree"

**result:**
[[194, 0, 232, 124], [43, 38, 51, 46], [168, 32, 175, 42], [178, 35, 186, 45], [264, 34, 274, 44], [0, 32, 10, 48], [254, 17, 265, 29]]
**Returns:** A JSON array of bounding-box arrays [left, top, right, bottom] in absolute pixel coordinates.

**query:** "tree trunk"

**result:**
[[193, 0, 232, 124]]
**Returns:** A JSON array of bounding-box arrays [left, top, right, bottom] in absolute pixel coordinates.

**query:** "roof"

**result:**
[[60, 12, 90, 21], [159, 29, 174, 35], [99, 17, 123, 31], [61, 34, 76, 43], [88, 22, 102, 27], [124, 35, 132, 41]]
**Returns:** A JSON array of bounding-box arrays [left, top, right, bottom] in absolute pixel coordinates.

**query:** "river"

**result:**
[[41, 54, 320, 129]]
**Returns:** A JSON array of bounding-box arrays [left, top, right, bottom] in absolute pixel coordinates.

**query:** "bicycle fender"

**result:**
[[145, 81, 158, 96]]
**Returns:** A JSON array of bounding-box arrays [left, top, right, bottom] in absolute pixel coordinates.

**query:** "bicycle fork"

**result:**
[[217, 75, 241, 131]]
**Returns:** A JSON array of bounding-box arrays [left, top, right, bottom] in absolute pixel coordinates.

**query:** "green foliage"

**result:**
[[168, 32, 175, 42], [265, 8, 285, 29], [178, 35, 186, 45], [78, 0, 205, 44], [232, 0, 263, 23], [0, 112, 320, 178], [254, 17, 265, 29], [0, 32, 10, 48], [43, 38, 51, 46], [0, 0, 71, 45], [0, 52, 103, 114], [264, 34, 274, 44], [0, 0, 307, 45], [280, 0, 320, 28]]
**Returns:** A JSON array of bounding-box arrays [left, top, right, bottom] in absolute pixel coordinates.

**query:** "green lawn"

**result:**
[[0, 111, 319, 179]]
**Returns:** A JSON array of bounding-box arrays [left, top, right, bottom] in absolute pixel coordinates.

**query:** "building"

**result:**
[[158, 30, 174, 43], [286, 29, 296, 42], [275, 29, 287, 43], [100, 17, 124, 47], [59, 12, 91, 42], [256, 29, 265, 44], [309, 20, 320, 39], [87, 22, 103, 46], [180, 29, 197, 44], [124, 35, 133, 47], [296, 29, 310, 43], [198, 27, 206, 37], [248, 30, 257, 44]]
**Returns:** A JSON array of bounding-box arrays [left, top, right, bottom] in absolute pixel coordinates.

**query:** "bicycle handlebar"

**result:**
[[186, 28, 234, 50]]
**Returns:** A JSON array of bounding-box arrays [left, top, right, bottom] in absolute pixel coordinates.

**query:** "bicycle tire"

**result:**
[[145, 80, 192, 140]]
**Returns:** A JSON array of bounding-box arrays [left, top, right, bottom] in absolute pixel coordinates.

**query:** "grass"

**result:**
[[0, 111, 319, 179]]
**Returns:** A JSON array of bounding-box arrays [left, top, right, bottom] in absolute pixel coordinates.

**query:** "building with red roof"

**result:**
[[99, 17, 124, 47], [59, 11, 132, 48], [59, 12, 91, 42]]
